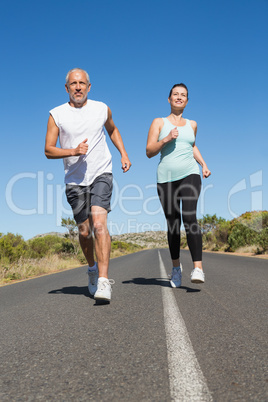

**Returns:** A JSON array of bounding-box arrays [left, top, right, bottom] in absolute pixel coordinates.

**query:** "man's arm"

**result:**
[[104, 107, 131, 172], [45, 115, 88, 159]]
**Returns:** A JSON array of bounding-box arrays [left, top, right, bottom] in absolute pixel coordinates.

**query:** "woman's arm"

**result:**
[[193, 145, 211, 178], [190, 120, 211, 178], [146, 118, 178, 158]]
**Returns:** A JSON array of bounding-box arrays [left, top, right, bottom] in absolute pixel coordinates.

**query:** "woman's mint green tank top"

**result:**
[[157, 118, 200, 183]]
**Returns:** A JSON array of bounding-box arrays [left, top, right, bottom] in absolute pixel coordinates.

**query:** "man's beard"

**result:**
[[70, 93, 87, 105]]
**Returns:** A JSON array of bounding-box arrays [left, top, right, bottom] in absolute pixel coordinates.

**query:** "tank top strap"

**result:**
[[162, 117, 174, 127], [162, 117, 189, 128]]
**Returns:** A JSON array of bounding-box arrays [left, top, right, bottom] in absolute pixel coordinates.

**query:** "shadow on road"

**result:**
[[48, 287, 112, 305], [180, 286, 201, 293], [48, 286, 89, 297], [48, 287, 112, 306], [122, 278, 200, 292]]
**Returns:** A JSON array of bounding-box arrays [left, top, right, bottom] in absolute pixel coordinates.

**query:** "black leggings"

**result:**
[[157, 174, 202, 262]]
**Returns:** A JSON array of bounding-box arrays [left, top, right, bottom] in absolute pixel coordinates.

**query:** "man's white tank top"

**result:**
[[50, 100, 112, 185]]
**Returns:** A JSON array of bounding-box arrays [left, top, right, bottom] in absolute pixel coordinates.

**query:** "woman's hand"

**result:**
[[202, 165, 211, 178], [164, 128, 179, 144]]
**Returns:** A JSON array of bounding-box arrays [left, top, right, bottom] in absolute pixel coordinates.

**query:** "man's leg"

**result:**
[[78, 216, 99, 296], [65, 184, 95, 267], [78, 216, 95, 267], [91, 205, 110, 278]]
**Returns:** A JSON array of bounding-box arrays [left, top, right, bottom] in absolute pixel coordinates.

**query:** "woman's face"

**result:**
[[168, 86, 188, 109]]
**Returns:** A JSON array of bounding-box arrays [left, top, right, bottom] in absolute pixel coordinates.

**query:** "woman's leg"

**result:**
[[180, 174, 203, 269], [157, 181, 182, 267]]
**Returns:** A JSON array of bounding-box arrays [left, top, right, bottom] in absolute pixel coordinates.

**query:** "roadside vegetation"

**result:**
[[195, 211, 268, 255], [0, 218, 144, 285], [0, 211, 267, 285]]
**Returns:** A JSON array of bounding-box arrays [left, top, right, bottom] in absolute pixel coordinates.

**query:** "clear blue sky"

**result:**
[[1, 0, 267, 240]]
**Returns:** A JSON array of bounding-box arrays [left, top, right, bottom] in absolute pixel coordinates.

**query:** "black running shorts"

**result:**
[[65, 173, 113, 224]]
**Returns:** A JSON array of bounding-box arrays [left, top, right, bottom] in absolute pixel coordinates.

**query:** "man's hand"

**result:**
[[121, 155, 132, 173], [74, 139, 88, 155]]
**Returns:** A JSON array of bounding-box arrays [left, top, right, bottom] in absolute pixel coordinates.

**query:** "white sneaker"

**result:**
[[94, 277, 115, 301], [87, 265, 98, 295], [191, 268, 205, 283], [169, 265, 182, 288]]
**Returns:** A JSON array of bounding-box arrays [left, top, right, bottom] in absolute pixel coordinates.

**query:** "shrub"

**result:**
[[27, 237, 53, 259], [27, 235, 78, 259], [0, 233, 28, 263], [227, 222, 258, 251], [111, 241, 141, 252], [214, 221, 231, 245], [60, 240, 75, 254], [257, 227, 268, 253], [235, 211, 268, 232], [198, 214, 226, 234], [202, 232, 217, 250]]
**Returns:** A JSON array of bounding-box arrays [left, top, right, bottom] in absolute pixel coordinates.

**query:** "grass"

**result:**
[[0, 255, 81, 285], [0, 242, 145, 286], [1, 220, 267, 286]]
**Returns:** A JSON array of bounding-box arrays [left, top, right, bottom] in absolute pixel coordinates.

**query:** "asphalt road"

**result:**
[[0, 249, 267, 401]]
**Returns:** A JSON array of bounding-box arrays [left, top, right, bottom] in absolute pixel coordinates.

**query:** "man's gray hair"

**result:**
[[65, 68, 90, 86]]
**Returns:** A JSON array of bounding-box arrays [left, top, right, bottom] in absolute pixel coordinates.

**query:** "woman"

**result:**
[[146, 83, 211, 287]]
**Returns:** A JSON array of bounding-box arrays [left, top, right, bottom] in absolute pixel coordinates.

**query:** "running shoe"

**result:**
[[87, 265, 98, 295], [191, 267, 205, 283], [94, 277, 115, 301], [169, 265, 182, 288]]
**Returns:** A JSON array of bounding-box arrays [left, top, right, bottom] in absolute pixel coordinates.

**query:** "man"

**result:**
[[45, 68, 131, 302]]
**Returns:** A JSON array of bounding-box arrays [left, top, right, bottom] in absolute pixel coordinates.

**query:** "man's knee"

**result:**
[[93, 220, 108, 237], [91, 206, 108, 238], [78, 221, 92, 239]]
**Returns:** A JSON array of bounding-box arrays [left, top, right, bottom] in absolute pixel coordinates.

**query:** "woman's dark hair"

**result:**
[[169, 83, 188, 99]]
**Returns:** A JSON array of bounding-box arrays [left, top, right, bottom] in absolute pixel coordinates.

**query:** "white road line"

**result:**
[[158, 251, 212, 402]]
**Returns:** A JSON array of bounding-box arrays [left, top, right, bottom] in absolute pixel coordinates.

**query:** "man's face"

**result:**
[[65, 70, 91, 107]]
